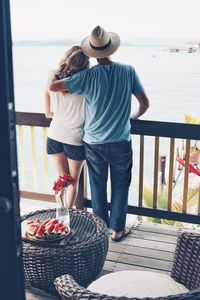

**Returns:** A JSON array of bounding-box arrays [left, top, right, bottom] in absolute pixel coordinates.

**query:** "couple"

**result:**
[[45, 25, 150, 242]]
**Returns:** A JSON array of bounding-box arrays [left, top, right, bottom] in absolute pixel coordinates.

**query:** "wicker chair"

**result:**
[[22, 209, 108, 295], [54, 232, 200, 300]]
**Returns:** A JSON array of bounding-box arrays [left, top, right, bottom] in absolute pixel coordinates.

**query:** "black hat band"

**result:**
[[90, 38, 111, 51]]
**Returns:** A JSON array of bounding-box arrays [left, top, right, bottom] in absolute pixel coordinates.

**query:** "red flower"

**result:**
[[53, 174, 76, 194]]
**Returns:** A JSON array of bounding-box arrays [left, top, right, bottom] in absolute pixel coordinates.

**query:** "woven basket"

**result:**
[[21, 209, 109, 294]]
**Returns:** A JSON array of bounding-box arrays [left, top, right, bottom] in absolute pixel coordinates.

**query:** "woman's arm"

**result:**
[[44, 88, 53, 118], [44, 71, 56, 118]]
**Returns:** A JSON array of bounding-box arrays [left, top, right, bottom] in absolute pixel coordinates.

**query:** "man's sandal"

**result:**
[[111, 227, 131, 242]]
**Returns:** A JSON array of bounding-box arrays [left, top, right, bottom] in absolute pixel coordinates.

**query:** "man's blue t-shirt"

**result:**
[[64, 62, 144, 144]]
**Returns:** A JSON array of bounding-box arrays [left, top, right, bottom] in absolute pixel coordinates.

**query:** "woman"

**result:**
[[44, 46, 89, 208]]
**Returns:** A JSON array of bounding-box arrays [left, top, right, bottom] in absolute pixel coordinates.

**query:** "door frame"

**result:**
[[0, 1, 25, 299]]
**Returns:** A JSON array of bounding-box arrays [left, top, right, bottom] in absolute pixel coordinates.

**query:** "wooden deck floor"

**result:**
[[24, 205, 180, 299], [104, 221, 178, 276]]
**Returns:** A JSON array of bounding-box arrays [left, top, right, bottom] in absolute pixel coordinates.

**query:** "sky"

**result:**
[[10, 0, 200, 41]]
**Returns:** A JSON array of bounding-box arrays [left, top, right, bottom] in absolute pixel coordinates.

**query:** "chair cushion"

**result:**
[[88, 270, 188, 298]]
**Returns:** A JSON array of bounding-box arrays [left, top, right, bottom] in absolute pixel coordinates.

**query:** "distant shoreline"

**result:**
[[13, 38, 191, 48]]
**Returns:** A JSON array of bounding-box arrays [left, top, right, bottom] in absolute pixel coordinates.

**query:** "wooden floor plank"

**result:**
[[104, 261, 169, 274], [127, 237, 176, 252], [131, 230, 178, 243], [107, 252, 172, 271], [25, 288, 58, 300], [136, 222, 178, 235], [109, 244, 174, 261], [108, 229, 177, 244]]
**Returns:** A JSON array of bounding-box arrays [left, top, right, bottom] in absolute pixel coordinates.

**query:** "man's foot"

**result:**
[[111, 227, 131, 242]]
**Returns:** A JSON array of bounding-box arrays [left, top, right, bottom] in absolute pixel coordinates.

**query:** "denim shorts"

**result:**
[[46, 137, 85, 161]]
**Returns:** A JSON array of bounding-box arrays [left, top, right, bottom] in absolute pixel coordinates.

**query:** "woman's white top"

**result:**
[[48, 91, 85, 146]]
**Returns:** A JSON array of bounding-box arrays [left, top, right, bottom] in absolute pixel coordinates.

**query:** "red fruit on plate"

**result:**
[[31, 222, 40, 227], [49, 219, 59, 225], [41, 219, 51, 226], [43, 218, 57, 228], [27, 224, 38, 236], [53, 223, 59, 233], [35, 218, 40, 223], [46, 223, 55, 234], [59, 224, 67, 233], [36, 231, 43, 239], [36, 224, 45, 235], [27, 220, 34, 225]]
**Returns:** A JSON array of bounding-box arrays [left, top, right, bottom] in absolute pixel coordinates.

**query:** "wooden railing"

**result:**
[[16, 112, 54, 201], [128, 120, 200, 224], [16, 112, 200, 224]]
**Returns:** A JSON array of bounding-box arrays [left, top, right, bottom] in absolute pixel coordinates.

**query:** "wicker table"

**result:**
[[21, 208, 108, 295]]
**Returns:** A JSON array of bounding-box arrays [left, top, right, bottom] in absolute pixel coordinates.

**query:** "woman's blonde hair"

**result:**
[[55, 46, 89, 79]]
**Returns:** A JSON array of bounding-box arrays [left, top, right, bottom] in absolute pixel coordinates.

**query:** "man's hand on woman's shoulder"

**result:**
[[47, 70, 68, 92]]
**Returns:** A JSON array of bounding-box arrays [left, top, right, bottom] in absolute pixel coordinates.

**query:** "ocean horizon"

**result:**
[[13, 37, 196, 48]]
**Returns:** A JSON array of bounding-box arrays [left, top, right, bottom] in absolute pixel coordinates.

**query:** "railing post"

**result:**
[[138, 135, 144, 207], [182, 139, 190, 213], [153, 137, 160, 208], [168, 138, 175, 211]]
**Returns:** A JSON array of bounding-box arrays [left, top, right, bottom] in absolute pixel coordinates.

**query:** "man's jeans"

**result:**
[[84, 140, 132, 232]]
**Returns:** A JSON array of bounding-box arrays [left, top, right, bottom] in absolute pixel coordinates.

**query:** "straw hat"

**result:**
[[81, 25, 120, 58]]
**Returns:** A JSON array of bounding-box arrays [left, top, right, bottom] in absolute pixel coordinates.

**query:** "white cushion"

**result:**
[[88, 271, 188, 298]]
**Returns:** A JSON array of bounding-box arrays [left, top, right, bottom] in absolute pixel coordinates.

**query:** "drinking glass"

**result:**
[[55, 187, 70, 227]]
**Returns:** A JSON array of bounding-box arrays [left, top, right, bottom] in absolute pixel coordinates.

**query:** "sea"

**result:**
[[12, 41, 200, 206], [13, 42, 200, 121]]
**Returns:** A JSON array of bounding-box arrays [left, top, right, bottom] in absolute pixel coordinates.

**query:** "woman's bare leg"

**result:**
[[66, 158, 84, 208], [51, 152, 69, 176], [51, 153, 84, 208], [51, 153, 69, 207]]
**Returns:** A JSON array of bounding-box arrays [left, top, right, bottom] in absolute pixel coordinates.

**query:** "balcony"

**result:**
[[16, 112, 200, 299]]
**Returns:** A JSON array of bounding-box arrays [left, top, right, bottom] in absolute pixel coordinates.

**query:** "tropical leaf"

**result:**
[[157, 189, 168, 210], [150, 218, 162, 224], [161, 219, 176, 225], [183, 187, 199, 212], [143, 183, 153, 207], [184, 113, 200, 124]]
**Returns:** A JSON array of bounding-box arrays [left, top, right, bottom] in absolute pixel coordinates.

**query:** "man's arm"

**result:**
[[131, 92, 150, 120], [47, 71, 68, 92]]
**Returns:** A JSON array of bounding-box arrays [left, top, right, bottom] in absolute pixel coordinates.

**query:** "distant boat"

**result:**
[[169, 40, 200, 53]]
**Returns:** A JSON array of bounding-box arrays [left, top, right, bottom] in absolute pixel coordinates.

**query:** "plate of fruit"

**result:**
[[22, 217, 70, 243]]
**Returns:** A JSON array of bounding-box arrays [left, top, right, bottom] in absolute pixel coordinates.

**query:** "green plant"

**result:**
[[184, 113, 200, 163], [143, 182, 199, 226], [184, 113, 200, 125]]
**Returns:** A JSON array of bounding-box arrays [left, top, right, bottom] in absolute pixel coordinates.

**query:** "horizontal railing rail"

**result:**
[[16, 112, 51, 127], [131, 119, 200, 140], [17, 113, 199, 138], [16, 112, 200, 224]]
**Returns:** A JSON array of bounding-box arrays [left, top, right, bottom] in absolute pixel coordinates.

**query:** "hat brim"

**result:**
[[81, 32, 120, 58]]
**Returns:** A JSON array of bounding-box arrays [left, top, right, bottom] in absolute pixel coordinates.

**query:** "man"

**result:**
[[48, 25, 150, 241]]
